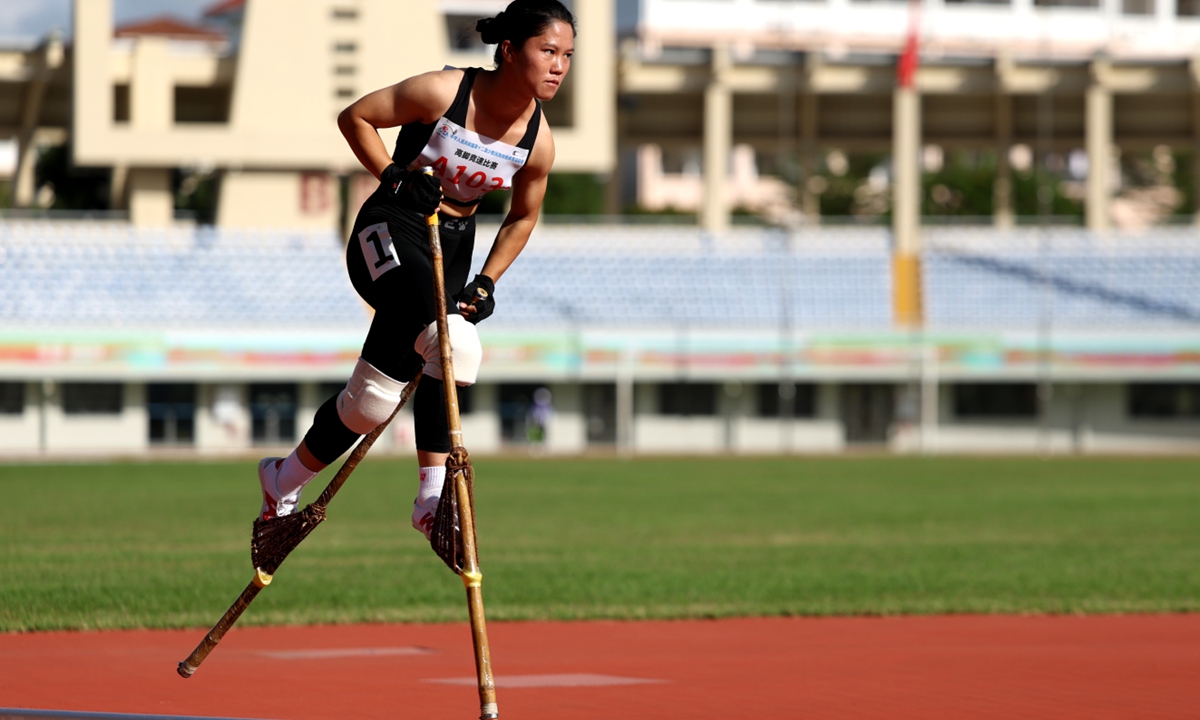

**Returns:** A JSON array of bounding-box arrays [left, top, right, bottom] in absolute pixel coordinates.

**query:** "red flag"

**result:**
[[897, 0, 921, 88]]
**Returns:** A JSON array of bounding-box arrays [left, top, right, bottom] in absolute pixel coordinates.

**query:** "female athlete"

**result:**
[[255, 0, 574, 538]]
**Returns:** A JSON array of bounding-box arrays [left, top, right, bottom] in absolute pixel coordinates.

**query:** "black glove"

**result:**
[[380, 163, 442, 215], [456, 274, 496, 324]]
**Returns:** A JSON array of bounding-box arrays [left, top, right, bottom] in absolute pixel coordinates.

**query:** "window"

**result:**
[[498, 383, 548, 443], [0, 382, 24, 415], [756, 383, 816, 419], [174, 86, 232, 123], [250, 384, 298, 443], [1128, 384, 1200, 418], [62, 383, 123, 415], [148, 384, 196, 444], [113, 85, 130, 123], [841, 384, 894, 443], [953, 383, 1038, 418], [584, 383, 617, 444], [659, 383, 717, 416]]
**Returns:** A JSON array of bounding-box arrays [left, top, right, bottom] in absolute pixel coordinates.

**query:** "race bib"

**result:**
[[358, 222, 399, 281]]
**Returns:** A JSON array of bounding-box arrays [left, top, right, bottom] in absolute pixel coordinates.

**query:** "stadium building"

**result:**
[[0, 0, 1197, 457]]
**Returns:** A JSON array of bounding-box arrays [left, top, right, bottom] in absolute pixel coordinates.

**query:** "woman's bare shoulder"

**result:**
[[392, 68, 465, 123]]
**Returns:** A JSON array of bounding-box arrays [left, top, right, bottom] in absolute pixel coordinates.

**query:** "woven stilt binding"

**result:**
[[431, 446, 477, 574], [251, 504, 327, 575]]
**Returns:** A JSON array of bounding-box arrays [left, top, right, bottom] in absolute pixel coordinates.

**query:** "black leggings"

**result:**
[[302, 195, 476, 464]]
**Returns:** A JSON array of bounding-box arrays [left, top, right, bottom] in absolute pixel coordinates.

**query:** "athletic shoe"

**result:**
[[412, 496, 438, 540], [258, 457, 300, 520]]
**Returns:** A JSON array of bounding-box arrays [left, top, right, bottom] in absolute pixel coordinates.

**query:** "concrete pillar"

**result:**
[[701, 45, 732, 232], [616, 351, 635, 456], [892, 85, 922, 326], [994, 93, 1014, 229], [13, 140, 39, 208], [1157, 0, 1178, 33], [38, 379, 51, 454], [606, 79, 627, 216], [128, 168, 173, 226], [570, 0, 616, 173], [1193, 92, 1200, 227], [799, 91, 820, 223], [721, 381, 743, 452], [546, 383, 586, 453], [72, 0, 113, 153], [1085, 62, 1112, 232], [12, 35, 62, 208], [131, 37, 173, 130], [109, 165, 129, 210], [920, 345, 939, 454]]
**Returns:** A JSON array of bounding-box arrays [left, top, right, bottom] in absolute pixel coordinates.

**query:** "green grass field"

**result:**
[[2, 456, 1198, 632]]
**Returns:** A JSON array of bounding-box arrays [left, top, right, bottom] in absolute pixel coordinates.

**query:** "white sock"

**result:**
[[418, 466, 446, 506], [276, 451, 319, 497]]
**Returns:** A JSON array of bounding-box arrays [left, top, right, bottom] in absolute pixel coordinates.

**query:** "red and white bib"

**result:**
[[413, 118, 531, 204]]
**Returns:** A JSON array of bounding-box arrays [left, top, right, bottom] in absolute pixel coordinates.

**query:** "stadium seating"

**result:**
[[472, 224, 894, 329], [924, 228, 1200, 329], [2, 222, 1197, 331], [0, 223, 366, 328]]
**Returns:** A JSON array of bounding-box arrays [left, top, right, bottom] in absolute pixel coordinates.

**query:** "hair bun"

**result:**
[[476, 12, 506, 44]]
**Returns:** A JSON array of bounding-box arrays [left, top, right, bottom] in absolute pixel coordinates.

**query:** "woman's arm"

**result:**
[[336, 71, 460, 180], [477, 120, 555, 284]]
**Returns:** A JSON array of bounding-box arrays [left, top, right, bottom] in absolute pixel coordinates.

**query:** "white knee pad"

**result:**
[[336, 358, 408, 434], [413, 314, 483, 386]]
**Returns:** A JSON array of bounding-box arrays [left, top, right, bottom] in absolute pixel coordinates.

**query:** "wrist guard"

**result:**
[[456, 274, 496, 324]]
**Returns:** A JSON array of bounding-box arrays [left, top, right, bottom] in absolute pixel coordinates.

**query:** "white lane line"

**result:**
[[259, 646, 436, 660], [0, 710, 275, 720], [424, 674, 667, 688]]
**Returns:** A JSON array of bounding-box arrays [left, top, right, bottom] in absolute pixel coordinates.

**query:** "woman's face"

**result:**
[[502, 20, 574, 101]]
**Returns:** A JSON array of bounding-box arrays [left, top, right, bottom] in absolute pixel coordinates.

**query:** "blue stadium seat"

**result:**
[[924, 228, 1200, 329], [0, 224, 366, 329], [8, 222, 1193, 332]]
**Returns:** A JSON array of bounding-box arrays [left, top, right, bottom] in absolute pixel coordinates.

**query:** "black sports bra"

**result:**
[[392, 68, 541, 207]]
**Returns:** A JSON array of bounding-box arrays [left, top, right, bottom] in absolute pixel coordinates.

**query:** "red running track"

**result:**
[[1, 615, 1197, 720]]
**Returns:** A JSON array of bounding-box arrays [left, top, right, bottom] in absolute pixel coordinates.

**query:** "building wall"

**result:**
[[927, 382, 1200, 454], [217, 171, 339, 229], [1076, 384, 1200, 453], [68, 0, 616, 229], [0, 382, 42, 452], [1, 379, 1198, 457], [42, 382, 147, 454]]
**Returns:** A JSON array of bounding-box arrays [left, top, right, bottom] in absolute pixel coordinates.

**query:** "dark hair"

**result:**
[[476, 0, 576, 67]]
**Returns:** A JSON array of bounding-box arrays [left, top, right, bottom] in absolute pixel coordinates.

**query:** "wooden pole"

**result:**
[[425, 202, 499, 719], [177, 375, 418, 678]]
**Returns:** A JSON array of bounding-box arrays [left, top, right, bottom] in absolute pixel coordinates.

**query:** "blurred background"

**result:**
[[0, 0, 1197, 457]]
